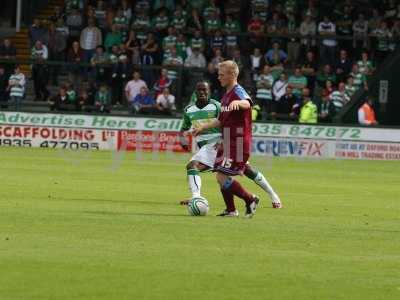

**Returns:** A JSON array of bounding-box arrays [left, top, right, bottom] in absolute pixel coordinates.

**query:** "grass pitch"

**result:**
[[0, 147, 399, 299]]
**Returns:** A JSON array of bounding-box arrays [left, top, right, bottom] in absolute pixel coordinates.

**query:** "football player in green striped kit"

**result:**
[[179, 81, 282, 209]]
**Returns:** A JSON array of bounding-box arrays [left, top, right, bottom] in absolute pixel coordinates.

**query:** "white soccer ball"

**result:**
[[187, 197, 209, 216]]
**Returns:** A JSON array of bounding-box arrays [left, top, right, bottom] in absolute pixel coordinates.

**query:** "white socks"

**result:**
[[188, 174, 201, 198], [254, 172, 281, 204]]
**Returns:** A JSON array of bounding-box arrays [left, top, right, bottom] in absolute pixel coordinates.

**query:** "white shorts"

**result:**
[[190, 142, 217, 169]]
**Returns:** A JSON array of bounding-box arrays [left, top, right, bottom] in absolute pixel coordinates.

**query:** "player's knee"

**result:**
[[216, 172, 229, 187], [186, 161, 197, 171]]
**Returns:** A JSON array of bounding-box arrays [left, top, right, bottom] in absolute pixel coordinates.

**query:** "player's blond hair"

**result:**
[[218, 60, 239, 78]]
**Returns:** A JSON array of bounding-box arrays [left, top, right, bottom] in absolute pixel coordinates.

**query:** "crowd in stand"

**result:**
[[1, 0, 399, 124]]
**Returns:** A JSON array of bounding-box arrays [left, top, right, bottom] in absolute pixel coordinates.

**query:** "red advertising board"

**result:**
[[117, 130, 191, 152]]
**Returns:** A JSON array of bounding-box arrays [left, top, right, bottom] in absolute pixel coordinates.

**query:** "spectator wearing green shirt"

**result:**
[[288, 68, 307, 98], [299, 88, 318, 123], [162, 27, 177, 60], [345, 76, 357, 99], [104, 25, 122, 52], [203, 0, 220, 20], [189, 30, 205, 54], [113, 8, 129, 42], [316, 64, 337, 88], [205, 11, 221, 35], [187, 9, 203, 34], [90, 45, 109, 83], [95, 84, 111, 113], [163, 47, 184, 81], [357, 51, 374, 77], [171, 8, 186, 31], [349, 63, 368, 91], [152, 9, 169, 36], [131, 10, 151, 43], [176, 33, 188, 61], [223, 15, 240, 56]]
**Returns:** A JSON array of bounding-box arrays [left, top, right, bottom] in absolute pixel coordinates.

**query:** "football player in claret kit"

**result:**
[[193, 61, 281, 217], [180, 81, 281, 209]]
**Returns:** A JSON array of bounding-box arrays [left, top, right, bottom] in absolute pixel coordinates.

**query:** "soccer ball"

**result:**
[[187, 197, 209, 216]]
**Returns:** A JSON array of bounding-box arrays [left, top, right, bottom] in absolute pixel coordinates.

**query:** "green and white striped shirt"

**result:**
[[163, 56, 183, 80], [330, 90, 349, 111], [349, 72, 366, 89], [181, 99, 221, 147], [153, 15, 169, 30], [357, 60, 373, 75], [345, 84, 357, 98], [9, 73, 25, 97], [256, 74, 274, 100], [288, 75, 307, 97]]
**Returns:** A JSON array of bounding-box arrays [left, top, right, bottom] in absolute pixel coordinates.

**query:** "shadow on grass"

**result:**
[[53, 196, 177, 206], [83, 210, 189, 218]]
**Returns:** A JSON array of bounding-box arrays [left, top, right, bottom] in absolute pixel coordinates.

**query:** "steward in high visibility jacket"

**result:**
[[299, 97, 318, 123]]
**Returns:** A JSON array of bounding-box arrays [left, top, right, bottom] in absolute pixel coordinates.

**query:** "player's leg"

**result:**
[[186, 160, 209, 198], [244, 163, 282, 208], [181, 143, 217, 205], [216, 171, 259, 218]]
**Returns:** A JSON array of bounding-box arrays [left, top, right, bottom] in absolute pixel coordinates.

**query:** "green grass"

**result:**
[[0, 147, 400, 299]]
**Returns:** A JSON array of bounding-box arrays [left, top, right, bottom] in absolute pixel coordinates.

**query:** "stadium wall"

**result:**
[[1, 111, 400, 160]]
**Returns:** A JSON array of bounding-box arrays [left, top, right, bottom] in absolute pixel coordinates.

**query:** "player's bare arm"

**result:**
[[192, 119, 221, 136], [228, 99, 251, 111]]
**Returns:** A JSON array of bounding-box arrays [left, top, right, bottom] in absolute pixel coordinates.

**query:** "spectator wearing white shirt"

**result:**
[[80, 18, 102, 63], [272, 73, 288, 103], [31, 40, 49, 101], [125, 71, 148, 104], [8, 65, 25, 111], [156, 87, 176, 115], [318, 16, 337, 66], [300, 15, 317, 53], [184, 46, 206, 68]]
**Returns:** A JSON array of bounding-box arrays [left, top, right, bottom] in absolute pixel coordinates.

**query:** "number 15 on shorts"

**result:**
[[221, 157, 233, 168]]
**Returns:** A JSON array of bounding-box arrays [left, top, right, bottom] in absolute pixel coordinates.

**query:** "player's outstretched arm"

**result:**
[[228, 99, 251, 111], [192, 119, 221, 136]]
